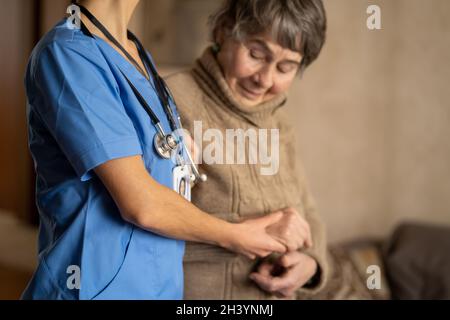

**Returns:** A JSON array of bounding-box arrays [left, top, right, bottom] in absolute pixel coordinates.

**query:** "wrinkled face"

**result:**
[[217, 32, 302, 107]]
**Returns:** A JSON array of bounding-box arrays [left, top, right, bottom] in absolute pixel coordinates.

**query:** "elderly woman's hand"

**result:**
[[249, 251, 318, 299], [265, 207, 313, 252]]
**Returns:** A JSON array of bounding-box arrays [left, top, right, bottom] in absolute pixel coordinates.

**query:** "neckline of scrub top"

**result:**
[[89, 33, 176, 137], [91, 34, 159, 94]]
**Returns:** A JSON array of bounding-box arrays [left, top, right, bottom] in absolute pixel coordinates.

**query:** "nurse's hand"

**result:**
[[266, 207, 313, 252], [226, 212, 288, 259]]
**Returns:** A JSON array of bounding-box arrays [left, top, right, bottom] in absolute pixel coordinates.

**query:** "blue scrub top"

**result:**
[[22, 19, 185, 300]]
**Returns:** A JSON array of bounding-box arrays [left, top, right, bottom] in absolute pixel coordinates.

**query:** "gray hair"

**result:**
[[209, 0, 327, 72]]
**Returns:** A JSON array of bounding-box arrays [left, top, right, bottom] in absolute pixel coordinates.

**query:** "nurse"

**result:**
[[22, 0, 296, 300]]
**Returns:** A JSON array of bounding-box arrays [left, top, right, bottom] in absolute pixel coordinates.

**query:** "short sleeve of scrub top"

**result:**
[[22, 20, 185, 300], [33, 35, 143, 181]]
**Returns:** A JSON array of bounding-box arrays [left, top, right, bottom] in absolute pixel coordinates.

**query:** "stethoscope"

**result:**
[[75, 5, 206, 183]]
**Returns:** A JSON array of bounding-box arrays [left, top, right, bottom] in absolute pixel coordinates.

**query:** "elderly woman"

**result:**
[[166, 0, 328, 299]]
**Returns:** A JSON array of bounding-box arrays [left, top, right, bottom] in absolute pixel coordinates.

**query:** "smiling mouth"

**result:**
[[238, 84, 264, 100]]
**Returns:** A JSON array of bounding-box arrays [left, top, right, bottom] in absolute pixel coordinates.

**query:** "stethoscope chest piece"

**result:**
[[154, 132, 178, 159]]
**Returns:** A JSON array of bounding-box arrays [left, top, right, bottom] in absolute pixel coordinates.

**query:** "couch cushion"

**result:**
[[383, 222, 450, 300]]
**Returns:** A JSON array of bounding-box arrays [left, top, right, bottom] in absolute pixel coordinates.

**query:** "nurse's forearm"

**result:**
[[95, 156, 285, 258], [131, 179, 236, 248]]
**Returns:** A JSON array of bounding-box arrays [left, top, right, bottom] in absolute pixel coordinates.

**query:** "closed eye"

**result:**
[[278, 62, 299, 74], [249, 49, 266, 61]]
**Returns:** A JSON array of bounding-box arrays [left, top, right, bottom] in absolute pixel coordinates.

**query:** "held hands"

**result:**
[[247, 207, 318, 298], [266, 207, 313, 252], [224, 207, 313, 260], [226, 212, 288, 260], [249, 251, 318, 299]]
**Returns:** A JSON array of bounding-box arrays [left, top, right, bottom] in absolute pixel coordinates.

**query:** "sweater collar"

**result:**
[[193, 47, 287, 127]]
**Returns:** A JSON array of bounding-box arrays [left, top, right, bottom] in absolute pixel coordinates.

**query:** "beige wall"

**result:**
[[387, 0, 450, 232], [140, 0, 222, 65], [287, 0, 450, 242]]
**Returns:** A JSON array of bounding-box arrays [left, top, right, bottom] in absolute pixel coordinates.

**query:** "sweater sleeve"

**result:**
[[295, 162, 330, 296]]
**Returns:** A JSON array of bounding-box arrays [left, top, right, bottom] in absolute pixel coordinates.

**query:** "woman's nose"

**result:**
[[253, 65, 274, 89]]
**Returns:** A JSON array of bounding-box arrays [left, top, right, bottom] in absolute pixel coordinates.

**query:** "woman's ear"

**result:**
[[212, 29, 226, 54], [215, 28, 225, 47]]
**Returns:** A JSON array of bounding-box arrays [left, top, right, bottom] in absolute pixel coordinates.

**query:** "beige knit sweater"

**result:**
[[165, 48, 329, 300]]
